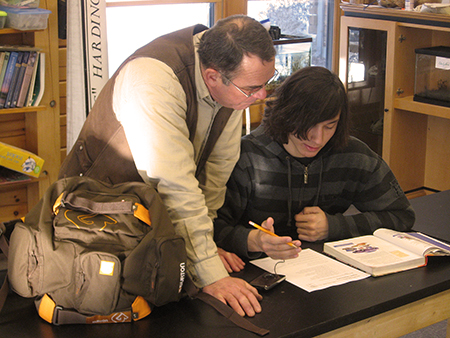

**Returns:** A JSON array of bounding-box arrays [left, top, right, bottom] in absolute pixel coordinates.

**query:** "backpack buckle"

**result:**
[[52, 305, 64, 325]]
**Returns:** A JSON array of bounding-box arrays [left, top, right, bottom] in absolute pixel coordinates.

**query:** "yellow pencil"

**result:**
[[249, 221, 297, 248]]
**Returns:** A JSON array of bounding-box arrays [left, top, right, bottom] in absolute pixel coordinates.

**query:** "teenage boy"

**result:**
[[214, 66, 415, 263]]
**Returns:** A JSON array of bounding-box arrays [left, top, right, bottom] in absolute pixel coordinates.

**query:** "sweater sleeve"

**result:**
[[326, 157, 415, 241], [214, 149, 262, 259]]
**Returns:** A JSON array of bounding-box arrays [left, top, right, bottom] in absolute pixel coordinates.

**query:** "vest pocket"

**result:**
[[75, 252, 121, 315]]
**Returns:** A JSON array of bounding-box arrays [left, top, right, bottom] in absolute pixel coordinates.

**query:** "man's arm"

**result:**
[[113, 58, 228, 286]]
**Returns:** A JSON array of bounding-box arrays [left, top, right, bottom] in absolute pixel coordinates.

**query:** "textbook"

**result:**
[[323, 228, 450, 277]]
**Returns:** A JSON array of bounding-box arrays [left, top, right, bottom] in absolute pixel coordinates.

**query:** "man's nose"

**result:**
[[252, 87, 267, 101]]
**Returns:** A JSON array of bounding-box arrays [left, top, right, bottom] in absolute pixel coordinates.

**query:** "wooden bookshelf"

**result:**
[[0, 0, 60, 223]]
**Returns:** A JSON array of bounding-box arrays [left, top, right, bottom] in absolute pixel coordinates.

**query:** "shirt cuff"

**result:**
[[326, 213, 345, 241], [188, 254, 229, 288]]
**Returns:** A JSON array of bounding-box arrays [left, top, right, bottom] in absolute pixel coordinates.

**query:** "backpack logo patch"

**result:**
[[64, 210, 118, 231]]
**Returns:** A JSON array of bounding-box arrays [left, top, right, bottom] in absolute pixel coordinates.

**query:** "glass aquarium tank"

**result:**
[[414, 46, 450, 107], [266, 36, 312, 93]]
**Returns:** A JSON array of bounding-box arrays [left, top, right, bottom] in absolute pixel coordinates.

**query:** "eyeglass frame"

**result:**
[[220, 69, 279, 98]]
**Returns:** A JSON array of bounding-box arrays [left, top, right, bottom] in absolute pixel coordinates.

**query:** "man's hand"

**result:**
[[295, 206, 329, 241], [202, 276, 262, 317], [248, 217, 301, 260], [217, 247, 245, 273]]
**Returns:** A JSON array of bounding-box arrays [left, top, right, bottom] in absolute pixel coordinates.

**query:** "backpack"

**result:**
[[0, 176, 269, 335], [2, 176, 187, 324]]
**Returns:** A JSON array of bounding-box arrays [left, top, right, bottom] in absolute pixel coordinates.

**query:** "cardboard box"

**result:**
[[0, 141, 44, 178]]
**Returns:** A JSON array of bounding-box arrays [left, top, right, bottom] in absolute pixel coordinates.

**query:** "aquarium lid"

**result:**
[[415, 46, 450, 58]]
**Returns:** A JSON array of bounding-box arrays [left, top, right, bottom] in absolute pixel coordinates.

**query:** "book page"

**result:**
[[251, 248, 369, 293], [325, 235, 425, 271], [374, 228, 450, 256]]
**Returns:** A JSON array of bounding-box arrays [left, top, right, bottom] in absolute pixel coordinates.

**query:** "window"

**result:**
[[105, 2, 214, 77], [247, 0, 333, 69], [105, 0, 334, 75]]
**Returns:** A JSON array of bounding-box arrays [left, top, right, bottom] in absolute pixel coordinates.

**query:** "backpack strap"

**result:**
[[53, 192, 152, 226], [36, 294, 152, 325], [183, 276, 269, 336]]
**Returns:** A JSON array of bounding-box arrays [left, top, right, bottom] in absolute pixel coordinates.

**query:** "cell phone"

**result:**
[[250, 272, 286, 291]]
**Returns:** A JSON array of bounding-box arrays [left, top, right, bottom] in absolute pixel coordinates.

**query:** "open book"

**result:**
[[323, 228, 450, 277]]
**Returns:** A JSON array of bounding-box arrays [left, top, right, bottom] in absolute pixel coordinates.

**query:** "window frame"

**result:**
[[105, 0, 248, 20]]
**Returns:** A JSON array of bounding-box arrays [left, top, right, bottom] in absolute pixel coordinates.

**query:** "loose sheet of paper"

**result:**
[[250, 248, 370, 292]]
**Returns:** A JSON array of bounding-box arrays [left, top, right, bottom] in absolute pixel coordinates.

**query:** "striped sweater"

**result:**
[[214, 125, 415, 258]]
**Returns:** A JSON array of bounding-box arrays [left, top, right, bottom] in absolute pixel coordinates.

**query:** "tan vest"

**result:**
[[59, 25, 219, 185]]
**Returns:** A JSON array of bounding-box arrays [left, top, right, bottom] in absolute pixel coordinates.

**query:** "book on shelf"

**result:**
[[0, 46, 42, 109], [30, 52, 45, 107], [0, 52, 6, 86], [25, 52, 40, 107], [323, 228, 450, 277], [0, 51, 19, 109], [16, 51, 38, 108], [10, 50, 30, 108], [4, 51, 24, 109], [0, 166, 31, 185], [0, 51, 10, 90]]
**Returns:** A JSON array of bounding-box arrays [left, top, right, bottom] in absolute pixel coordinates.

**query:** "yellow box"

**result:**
[[0, 142, 44, 178]]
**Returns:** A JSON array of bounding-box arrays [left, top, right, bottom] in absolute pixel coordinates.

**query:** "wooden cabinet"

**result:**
[[338, 5, 450, 193], [0, 0, 60, 223]]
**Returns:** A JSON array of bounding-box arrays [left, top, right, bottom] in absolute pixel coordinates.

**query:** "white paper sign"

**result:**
[[436, 56, 450, 70]]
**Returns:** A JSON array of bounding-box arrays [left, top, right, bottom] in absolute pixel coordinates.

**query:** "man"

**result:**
[[214, 66, 415, 262], [59, 15, 277, 317]]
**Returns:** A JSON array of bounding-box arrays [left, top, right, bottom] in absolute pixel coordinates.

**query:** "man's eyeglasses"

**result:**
[[221, 69, 279, 98]]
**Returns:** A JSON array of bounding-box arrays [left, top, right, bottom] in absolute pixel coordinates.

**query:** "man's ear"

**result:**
[[202, 68, 221, 88]]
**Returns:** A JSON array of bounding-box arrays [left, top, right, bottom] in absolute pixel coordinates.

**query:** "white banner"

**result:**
[[82, 0, 109, 110], [66, 0, 108, 152]]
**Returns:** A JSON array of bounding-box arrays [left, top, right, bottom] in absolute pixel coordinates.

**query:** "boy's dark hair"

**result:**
[[198, 15, 276, 79], [263, 66, 349, 150]]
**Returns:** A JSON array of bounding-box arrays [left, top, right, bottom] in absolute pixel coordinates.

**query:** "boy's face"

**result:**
[[283, 115, 340, 158]]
